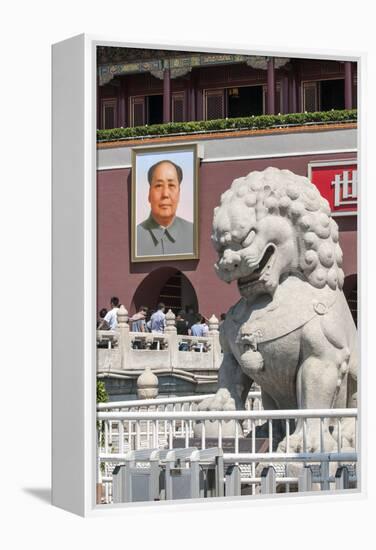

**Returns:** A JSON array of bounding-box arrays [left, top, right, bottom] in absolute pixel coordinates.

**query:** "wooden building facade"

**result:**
[[97, 49, 357, 130]]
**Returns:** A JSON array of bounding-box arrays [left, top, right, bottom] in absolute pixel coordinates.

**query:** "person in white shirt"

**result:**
[[99, 296, 120, 330]]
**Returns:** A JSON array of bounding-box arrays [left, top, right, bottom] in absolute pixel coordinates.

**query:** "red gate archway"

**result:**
[[130, 267, 198, 316]]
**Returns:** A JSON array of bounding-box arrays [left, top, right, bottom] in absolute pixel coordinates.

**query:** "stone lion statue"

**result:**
[[199, 167, 357, 453]]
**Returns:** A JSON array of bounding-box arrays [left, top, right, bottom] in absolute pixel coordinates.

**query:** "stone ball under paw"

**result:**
[[240, 350, 264, 376]]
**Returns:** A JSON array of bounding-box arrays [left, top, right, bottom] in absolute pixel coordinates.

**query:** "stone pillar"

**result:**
[[163, 67, 171, 123], [164, 309, 177, 368], [117, 305, 130, 370], [267, 57, 276, 115], [137, 367, 159, 399], [208, 314, 221, 369], [344, 61, 353, 110]]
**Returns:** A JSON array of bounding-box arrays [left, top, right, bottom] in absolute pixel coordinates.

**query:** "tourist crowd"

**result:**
[[97, 296, 226, 351]]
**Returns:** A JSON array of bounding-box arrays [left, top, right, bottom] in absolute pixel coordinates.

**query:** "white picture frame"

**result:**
[[52, 34, 365, 517]]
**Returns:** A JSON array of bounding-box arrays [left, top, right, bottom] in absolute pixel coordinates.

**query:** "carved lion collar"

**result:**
[[228, 276, 339, 346]]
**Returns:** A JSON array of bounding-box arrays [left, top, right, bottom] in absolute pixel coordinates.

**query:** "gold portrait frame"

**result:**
[[131, 143, 200, 262]]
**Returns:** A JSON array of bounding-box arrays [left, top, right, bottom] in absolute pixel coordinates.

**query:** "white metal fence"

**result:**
[[97, 391, 262, 411], [97, 391, 263, 445], [96, 406, 358, 503]]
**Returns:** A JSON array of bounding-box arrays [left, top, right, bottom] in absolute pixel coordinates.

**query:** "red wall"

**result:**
[[97, 152, 357, 317]]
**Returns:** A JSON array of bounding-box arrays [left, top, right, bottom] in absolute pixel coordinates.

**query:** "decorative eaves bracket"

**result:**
[[98, 55, 290, 86]]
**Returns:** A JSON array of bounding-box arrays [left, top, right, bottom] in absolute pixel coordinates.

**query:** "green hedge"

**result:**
[[97, 109, 357, 142], [96, 380, 108, 404]]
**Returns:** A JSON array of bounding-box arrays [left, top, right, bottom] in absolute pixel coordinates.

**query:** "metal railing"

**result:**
[[97, 391, 263, 445], [97, 390, 262, 410], [97, 408, 358, 502]]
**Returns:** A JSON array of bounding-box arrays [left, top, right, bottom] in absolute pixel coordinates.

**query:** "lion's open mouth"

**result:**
[[237, 245, 276, 289]]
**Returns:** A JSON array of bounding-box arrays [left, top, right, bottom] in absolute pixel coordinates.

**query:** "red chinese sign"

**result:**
[[308, 160, 358, 216]]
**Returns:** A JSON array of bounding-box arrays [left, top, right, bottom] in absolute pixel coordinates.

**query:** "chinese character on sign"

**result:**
[[331, 170, 358, 208], [308, 161, 358, 216]]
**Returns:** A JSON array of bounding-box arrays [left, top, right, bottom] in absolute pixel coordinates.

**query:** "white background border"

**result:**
[[2, 1, 375, 548]]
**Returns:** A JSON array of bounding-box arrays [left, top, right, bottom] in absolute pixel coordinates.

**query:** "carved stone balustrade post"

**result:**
[[137, 366, 159, 399], [164, 309, 177, 368], [117, 305, 130, 370], [208, 314, 221, 369]]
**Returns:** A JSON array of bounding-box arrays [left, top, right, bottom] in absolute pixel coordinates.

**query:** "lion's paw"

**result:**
[[195, 389, 240, 438], [277, 430, 337, 454], [198, 388, 236, 412]]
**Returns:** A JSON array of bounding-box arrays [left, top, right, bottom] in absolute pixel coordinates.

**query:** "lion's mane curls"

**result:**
[[215, 167, 344, 290]]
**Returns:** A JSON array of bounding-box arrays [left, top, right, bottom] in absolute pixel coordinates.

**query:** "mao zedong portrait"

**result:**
[[136, 160, 194, 257]]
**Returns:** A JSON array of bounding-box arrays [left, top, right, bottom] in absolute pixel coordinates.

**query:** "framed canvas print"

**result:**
[[52, 35, 363, 517]]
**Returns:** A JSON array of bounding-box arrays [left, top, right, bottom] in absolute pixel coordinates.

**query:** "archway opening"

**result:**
[[131, 268, 198, 317]]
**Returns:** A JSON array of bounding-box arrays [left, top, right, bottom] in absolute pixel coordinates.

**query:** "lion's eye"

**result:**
[[241, 229, 256, 248]]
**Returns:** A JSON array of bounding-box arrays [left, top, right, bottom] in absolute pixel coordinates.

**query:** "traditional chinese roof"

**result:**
[[97, 47, 193, 65], [97, 46, 290, 86]]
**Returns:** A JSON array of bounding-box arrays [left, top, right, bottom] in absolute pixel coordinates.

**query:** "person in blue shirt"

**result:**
[[190, 314, 209, 337], [190, 313, 209, 352], [149, 303, 166, 333]]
